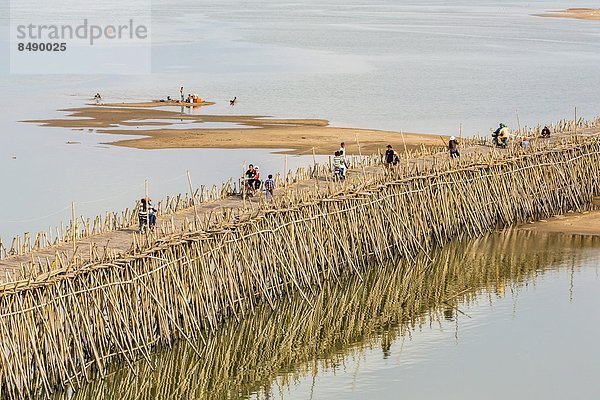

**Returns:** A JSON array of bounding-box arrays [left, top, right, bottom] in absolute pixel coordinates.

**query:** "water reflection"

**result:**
[[56, 231, 599, 400]]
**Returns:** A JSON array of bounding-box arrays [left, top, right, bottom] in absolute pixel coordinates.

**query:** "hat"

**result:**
[[255, 165, 259, 169], [386, 144, 392, 148], [450, 136, 455, 141]]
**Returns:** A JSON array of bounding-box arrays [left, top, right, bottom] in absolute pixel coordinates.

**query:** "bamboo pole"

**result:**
[[355, 134, 366, 180], [187, 171, 199, 226], [284, 155, 288, 187], [401, 130, 408, 166], [574, 107, 577, 135], [312, 147, 319, 189], [71, 202, 76, 255], [144, 180, 149, 233]]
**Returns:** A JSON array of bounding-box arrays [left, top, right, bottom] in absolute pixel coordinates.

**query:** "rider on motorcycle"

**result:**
[[492, 123, 509, 148]]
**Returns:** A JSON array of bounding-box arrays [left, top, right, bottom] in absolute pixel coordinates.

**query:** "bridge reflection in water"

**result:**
[[57, 230, 599, 400]]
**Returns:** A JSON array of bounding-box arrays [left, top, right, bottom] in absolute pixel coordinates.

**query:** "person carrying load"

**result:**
[[448, 136, 460, 158]]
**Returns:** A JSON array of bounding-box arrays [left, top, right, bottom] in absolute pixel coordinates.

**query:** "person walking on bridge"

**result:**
[[448, 136, 460, 158], [264, 174, 275, 201], [541, 126, 551, 138], [384, 144, 398, 168], [333, 151, 348, 179], [138, 198, 157, 233]]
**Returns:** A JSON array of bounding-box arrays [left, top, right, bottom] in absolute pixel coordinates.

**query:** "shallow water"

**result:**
[[56, 231, 600, 400], [103, 119, 257, 130], [1, 0, 599, 239]]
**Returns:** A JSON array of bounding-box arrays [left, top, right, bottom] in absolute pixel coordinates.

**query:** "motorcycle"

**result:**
[[491, 131, 507, 148], [242, 178, 259, 198]]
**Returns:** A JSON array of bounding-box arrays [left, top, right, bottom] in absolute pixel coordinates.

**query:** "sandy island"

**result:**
[[25, 105, 444, 155], [534, 8, 600, 21], [517, 206, 600, 236]]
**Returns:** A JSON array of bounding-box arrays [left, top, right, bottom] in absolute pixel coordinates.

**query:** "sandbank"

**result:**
[[26, 106, 443, 155], [517, 208, 600, 236], [533, 8, 600, 21]]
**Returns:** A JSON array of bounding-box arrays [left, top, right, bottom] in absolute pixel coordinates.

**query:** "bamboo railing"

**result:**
[[0, 134, 599, 399]]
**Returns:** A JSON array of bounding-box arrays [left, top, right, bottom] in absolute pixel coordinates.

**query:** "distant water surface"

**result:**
[[0, 0, 599, 239]]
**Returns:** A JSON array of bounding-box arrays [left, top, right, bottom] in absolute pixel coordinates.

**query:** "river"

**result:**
[[1, 0, 599, 240]]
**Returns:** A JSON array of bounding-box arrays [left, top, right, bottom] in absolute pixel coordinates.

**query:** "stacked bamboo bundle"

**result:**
[[0, 136, 599, 399], [52, 231, 599, 400]]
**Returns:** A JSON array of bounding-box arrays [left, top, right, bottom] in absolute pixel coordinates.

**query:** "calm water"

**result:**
[[58, 231, 600, 400], [1, 2, 599, 397], [1, 0, 600, 240]]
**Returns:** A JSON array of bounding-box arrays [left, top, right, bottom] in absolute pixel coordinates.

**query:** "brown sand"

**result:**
[[517, 208, 600, 236], [534, 8, 600, 21], [26, 106, 444, 155]]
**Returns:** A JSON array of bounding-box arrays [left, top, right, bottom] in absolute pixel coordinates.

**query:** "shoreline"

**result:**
[[25, 105, 444, 156], [516, 208, 600, 236], [533, 8, 600, 21]]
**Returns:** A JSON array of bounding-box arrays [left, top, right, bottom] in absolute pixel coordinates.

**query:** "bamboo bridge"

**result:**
[[0, 121, 599, 399]]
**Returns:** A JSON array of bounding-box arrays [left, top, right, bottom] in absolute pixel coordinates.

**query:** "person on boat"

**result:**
[[541, 126, 551, 138], [448, 136, 460, 158], [230, 97, 237, 106], [94, 93, 102, 104], [180, 86, 184, 102]]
